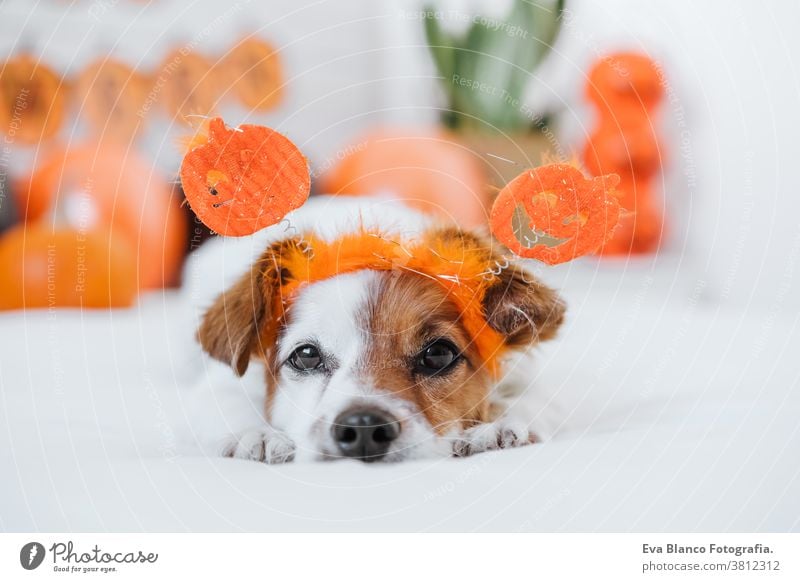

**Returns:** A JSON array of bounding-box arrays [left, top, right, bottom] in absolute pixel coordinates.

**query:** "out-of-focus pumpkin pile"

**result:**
[[0, 37, 283, 146], [583, 52, 666, 255], [0, 33, 284, 311], [0, 145, 185, 309], [0, 4, 669, 314]]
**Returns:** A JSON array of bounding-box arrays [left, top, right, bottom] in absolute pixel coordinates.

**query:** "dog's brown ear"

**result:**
[[482, 264, 566, 348], [197, 242, 289, 376]]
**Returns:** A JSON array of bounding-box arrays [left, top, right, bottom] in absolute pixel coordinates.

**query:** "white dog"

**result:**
[[184, 195, 564, 463]]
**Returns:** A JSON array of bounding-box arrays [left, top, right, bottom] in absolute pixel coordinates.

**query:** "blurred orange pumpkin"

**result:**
[[586, 52, 664, 122], [318, 128, 488, 228], [0, 55, 66, 144], [597, 190, 663, 256], [223, 37, 284, 111], [159, 50, 220, 122], [0, 225, 138, 309], [15, 144, 186, 288], [584, 124, 662, 176], [583, 124, 663, 212], [75, 59, 149, 141]]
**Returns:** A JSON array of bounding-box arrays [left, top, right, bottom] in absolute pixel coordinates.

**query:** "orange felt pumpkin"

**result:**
[[0, 55, 66, 144], [75, 58, 148, 141], [0, 224, 138, 310], [223, 37, 284, 111], [16, 144, 186, 288], [319, 128, 488, 229], [179, 118, 310, 237], [490, 164, 621, 265]]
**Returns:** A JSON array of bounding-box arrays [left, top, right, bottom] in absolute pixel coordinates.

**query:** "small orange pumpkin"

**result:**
[[586, 52, 664, 121], [0, 224, 138, 310], [596, 185, 663, 255], [223, 37, 284, 111], [583, 123, 663, 217], [490, 164, 621, 265], [583, 123, 663, 179], [159, 50, 220, 122], [75, 59, 149, 141], [180, 118, 310, 237], [0, 55, 65, 144]]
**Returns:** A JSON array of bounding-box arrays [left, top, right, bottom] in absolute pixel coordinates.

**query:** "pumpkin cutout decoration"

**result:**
[[0, 55, 66, 144], [490, 164, 621, 265], [223, 37, 284, 111], [75, 59, 149, 141], [180, 118, 310, 237]]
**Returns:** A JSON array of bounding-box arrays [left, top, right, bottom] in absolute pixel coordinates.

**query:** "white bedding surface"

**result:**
[[1, 270, 798, 532]]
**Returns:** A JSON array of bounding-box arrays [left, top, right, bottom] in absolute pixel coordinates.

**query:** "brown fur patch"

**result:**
[[196, 238, 298, 376], [364, 271, 493, 434], [196, 261, 271, 377], [482, 264, 566, 346]]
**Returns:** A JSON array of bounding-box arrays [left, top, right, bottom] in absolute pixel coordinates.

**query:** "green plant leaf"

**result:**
[[423, 0, 566, 131]]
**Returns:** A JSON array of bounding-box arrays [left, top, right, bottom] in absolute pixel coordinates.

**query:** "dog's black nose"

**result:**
[[332, 408, 400, 462]]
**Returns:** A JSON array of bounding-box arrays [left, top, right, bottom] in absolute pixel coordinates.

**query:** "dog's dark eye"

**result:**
[[416, 340, 460, 376], [288, 344, 322, 371]]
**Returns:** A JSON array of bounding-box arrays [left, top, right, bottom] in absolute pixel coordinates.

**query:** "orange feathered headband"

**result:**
[[270, 229, 507, 376]]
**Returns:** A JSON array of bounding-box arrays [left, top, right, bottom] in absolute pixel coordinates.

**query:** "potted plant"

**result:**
[[424, 0, 565, 186]]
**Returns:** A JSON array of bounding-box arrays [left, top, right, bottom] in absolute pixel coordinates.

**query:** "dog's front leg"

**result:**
[[221, 425, 296, 464]]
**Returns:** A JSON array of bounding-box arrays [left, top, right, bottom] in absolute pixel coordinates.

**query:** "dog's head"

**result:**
[[198, 226, 564, 462]]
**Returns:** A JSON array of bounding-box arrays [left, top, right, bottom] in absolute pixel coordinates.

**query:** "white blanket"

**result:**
[[2, 266, 797, 532]]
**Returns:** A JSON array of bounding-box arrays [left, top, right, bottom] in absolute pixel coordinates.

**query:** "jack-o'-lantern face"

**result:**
[[180, 118, 310, 237], [490, 164, 621, 265]]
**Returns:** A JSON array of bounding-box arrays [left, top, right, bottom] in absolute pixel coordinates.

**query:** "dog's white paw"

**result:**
[[221, 427, 296, 464], [452, 420, 537, 457]]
